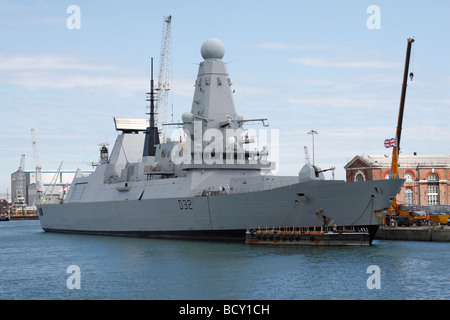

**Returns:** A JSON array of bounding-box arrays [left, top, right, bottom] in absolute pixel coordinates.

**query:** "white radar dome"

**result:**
[[182, 112, 194, 123], [227, 137, 236, 145], [201, 38, 225, 60]]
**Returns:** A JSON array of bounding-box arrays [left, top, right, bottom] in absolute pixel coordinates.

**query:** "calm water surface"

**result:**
[[1, 220, 449, 300]]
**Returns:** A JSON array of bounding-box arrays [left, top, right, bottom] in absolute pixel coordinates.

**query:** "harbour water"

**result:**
[[1, 220, 449, 300]]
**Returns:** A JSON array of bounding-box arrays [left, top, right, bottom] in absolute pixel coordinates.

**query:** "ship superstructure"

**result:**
[[37, 39, 404, 243]]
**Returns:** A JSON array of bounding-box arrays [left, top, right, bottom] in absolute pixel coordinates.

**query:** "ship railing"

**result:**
[[232, 179, 295, 194], [37, 196, 64, 205], [196, 189, 230, 197], [196, 178, 296, 197], [246, 226, 362, 235]]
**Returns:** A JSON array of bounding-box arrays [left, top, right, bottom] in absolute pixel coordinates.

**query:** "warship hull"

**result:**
[[38, 178, 403, 244], [37, 38, 405, 244]]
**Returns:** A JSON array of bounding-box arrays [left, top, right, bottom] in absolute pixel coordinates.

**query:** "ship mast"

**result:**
[[143, 58, 160, 157]]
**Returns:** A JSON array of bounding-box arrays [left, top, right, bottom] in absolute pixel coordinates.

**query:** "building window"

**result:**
[[405, 173, 414, 183], [354, 170, 365, 182], [405, 188, 413, 206], [427, 173, 439, 206]]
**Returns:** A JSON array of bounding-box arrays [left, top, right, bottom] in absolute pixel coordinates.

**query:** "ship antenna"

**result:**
[[143, 58, 161, 157], [149, 57, 156, 128]]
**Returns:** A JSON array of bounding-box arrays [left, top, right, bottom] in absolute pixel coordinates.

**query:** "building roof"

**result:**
[[345, 154, 450, 169]]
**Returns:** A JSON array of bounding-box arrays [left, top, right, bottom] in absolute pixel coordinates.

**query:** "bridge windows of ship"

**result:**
[[70, 182, 87, 202]]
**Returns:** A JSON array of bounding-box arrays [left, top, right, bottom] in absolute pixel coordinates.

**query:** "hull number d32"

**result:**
[[178, 199, 193, 210]]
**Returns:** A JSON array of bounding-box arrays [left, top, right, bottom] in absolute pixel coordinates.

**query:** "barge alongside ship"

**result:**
[[246, 226, 370, 246]]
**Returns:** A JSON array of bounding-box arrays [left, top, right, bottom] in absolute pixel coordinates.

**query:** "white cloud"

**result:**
[[5, 71, 149, 95], [284, 94, 394, 109], [0, 53, 153, 98], [287, 56, 401, 69], [253, 41, 400, 70], [0, 52, 199, 102], [254, 42, 338, 51], [0, 54, 116, 71]]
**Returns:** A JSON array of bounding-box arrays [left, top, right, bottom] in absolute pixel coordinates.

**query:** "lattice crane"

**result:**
[[15, 154, 26, 203], [31, 129, 42, 204], [386, 38, 417, 224], [155, 14, 172, 142], [43, 161, 63, 204]]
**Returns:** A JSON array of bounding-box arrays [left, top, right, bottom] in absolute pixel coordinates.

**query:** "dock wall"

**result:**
[[375, 226, 450, 242]]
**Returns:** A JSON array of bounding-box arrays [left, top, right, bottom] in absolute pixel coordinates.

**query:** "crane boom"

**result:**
[[19, 154, 25, 171], [15, 154, 26, 203], [43, 161, 63, 204], [390, 38, 415, 179], [155, 14, 172, 142], [387, 38, 415, 221], [31, 128, 43, 204]]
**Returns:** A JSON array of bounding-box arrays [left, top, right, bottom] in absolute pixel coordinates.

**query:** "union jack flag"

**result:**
[[384, 137, 397, 148]]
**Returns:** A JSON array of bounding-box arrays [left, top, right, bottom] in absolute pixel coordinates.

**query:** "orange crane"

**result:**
[[390, 38, 414, 179], [386, 38, 426, 226]]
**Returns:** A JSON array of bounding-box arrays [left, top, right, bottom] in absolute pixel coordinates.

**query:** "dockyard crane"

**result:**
[[18, 154, 25, 172], [15, 154, 26, 204], [154, 14, 172, 142], [43, 161, 63, 204], [31, 129, 42, 205], [390, 38, 415, 180], [387, 38, 416, 225]]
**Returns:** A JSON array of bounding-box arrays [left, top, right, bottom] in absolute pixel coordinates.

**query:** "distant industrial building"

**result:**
[[0, 193, 11, 203], [345, 155, 450, 207], [11, 169, 92, 206]]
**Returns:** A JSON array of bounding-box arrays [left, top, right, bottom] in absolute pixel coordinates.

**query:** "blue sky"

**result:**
[[1, 0, 450, 193]]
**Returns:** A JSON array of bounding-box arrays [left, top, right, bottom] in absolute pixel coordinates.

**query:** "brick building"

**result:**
[[344, 155, 450, 207]]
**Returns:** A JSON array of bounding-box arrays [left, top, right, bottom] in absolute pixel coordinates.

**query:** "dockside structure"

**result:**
[[345, 155, 450, 207], [11, 169, 92, 206]]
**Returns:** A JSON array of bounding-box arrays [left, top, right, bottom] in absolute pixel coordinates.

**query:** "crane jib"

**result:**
[[391, 38, 415, 178]]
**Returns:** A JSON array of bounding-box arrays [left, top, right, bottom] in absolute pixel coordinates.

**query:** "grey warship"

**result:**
[[37, 39, 404, 243]]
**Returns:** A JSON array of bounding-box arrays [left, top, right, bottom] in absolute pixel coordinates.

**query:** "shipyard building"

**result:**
[[11, 169, 92, 207], [345, 155, 450, 208]]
